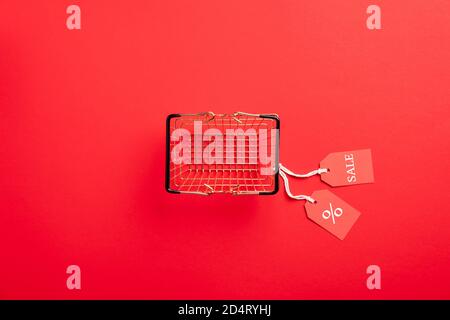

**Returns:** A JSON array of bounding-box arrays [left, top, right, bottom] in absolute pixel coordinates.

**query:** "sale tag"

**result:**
[[305, 190, 361, 240], [320, 149, 374, 187]]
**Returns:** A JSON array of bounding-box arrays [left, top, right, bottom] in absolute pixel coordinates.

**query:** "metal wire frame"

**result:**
[[166, 112, 280, 195]]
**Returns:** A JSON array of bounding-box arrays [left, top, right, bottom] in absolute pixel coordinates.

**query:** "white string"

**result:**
[[279, 169, 316, 203], [278, 163, 328, 203], [279, 163, 328, 178]]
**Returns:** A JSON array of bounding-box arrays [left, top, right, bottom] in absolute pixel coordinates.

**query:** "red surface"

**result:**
[[0, 1, 449, 299]]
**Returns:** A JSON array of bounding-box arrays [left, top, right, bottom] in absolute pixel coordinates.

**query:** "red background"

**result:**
[[0, 0, 449, 299]]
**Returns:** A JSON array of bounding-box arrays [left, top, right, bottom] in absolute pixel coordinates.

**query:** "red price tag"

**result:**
[[305, 190, 361, 240], [320, 149, 374, 187]]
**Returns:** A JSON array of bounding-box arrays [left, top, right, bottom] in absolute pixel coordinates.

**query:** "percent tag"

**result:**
[[305, 190, 361, 240], [320, 149, 374, 187]]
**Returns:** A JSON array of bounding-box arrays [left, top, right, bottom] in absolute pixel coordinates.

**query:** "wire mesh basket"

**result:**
[[166, 112, 280, 195]]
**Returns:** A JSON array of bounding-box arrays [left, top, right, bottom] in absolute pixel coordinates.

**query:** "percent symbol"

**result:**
[[322, 203, 343, 224]]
